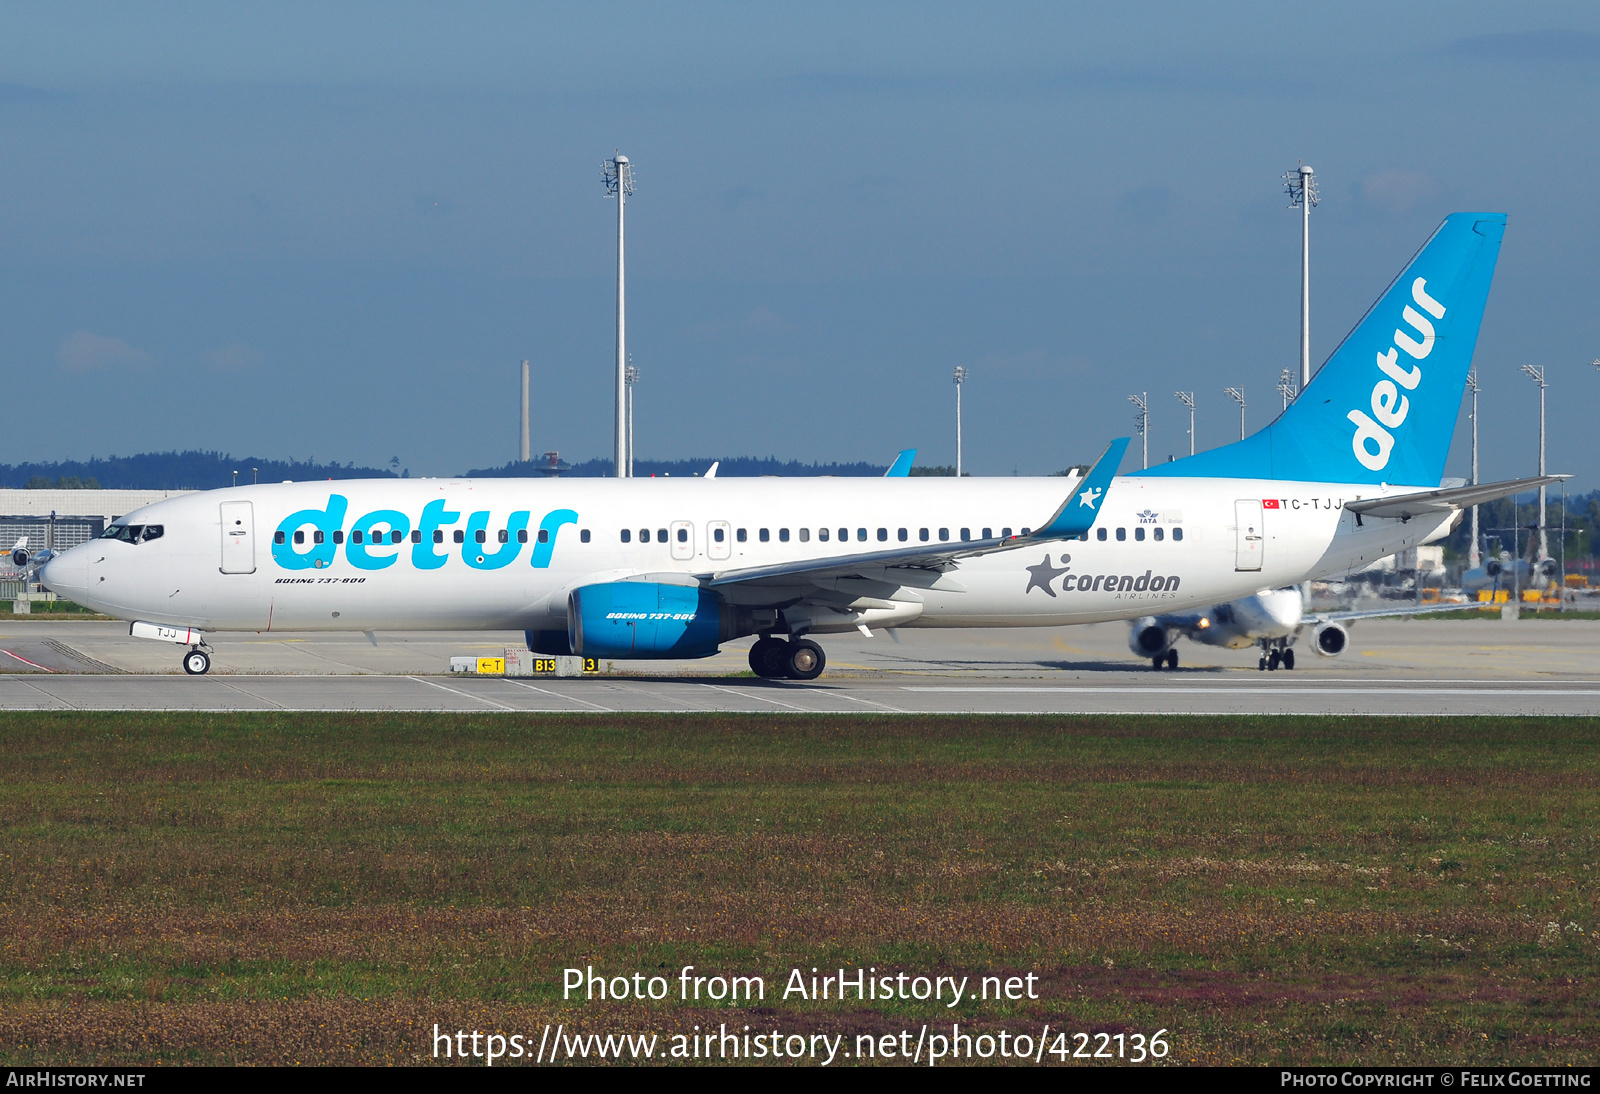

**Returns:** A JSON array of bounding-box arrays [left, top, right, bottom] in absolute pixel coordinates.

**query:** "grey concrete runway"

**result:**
[[1, 615, 1596, 714]]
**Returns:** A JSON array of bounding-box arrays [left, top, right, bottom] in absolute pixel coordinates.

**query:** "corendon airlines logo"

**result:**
[[270, 495, 578, 572], [1347, 277, 1446, 471]]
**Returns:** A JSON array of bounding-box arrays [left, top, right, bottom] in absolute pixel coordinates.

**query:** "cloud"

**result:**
[[1447, 29, 1600, 61], [57, 331, 150, 372], [1357, 169, 1444, 216], [202, 342, 263, 370]]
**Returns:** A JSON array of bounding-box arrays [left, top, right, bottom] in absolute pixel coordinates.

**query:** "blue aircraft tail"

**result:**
[[1134, 212, 1505, 486]]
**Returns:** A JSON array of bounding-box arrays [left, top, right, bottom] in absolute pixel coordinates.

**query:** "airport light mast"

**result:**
[[1519, 364, 1548, 559], [1224, 386, 1246, 440], [625, 360, 640, 478], [1285, 164, 1318, 392], [603, 152, 635, 477], [520, 359, 531, 464], [1127, 392, 1149, 469], [1276, 368, 1298, 412], [1466, 369, 1480, 569], [1173, 391, 1195, 455], [952, 366, 968, 476]]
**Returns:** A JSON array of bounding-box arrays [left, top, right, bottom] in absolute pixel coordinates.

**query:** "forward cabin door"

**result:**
[[1234, 499, 1263, 572], [219, 501, 256, 574]]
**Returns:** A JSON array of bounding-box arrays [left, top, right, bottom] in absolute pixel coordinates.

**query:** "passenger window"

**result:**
[[639, 529, 649, 542], [1021, 527, 1030, 536], [621, 529, 631, 543], [498, 529, 509, 544], [982, 527, 992, 539], [391, 530, 402, 544], [1097, 528, 1107, 541], [818, 528, 829, 542], [657, 529, 667, 542], [315, 531, 326, 545], [434, 530, 444, 544], [293, 530, 305, 545], [939, 528, 949, 542], [1002, 527, 1011, 538], [453, 530, 465, 544], [1135, 527, 1145, 541], [1154, 527, 1164, 541], [839, 528, 848, 542], [960, 528, 970, 542], [714, 527, 725, 543], [274, 531, 286, 545], [1116, 528, 1126, 541], [333, 531, 345, 545], [539, 529, 550, 544], [1173, 527, 1184, 541], [857, 528, 867, 542], [736, 528, 747, 542], [580, 529, 591, 543], [759, 528, 770, 542], [411, 530, 421, 543], [919, 528, 929, 542], [898, 528, 907, 542], [778, 528, 789, 542], [517, 529, 528, 543], [877, 528, 887, 542], [475, 530, 487, 544], [799, 528, 809, 542], [677, 528, 687, 543]]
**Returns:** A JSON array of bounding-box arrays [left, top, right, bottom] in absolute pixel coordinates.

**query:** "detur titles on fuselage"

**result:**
[[35, 213, 1563, 678]]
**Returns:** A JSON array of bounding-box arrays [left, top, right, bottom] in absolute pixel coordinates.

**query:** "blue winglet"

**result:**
[[1032, 438, 1129, 539], [885, 449, 916, 477]]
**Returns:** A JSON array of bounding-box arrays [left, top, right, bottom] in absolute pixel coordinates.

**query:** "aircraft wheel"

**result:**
[[749, 637, 788, 678], [1282, 648, 1295, 670], [1258, 656, 1268, 671], [1151, 656, 1162, 670], [1267, 650, 1281, 671], [785, 639, 826, 681], [1166, 649, 1178, 670], [183, 649, 211, 676]]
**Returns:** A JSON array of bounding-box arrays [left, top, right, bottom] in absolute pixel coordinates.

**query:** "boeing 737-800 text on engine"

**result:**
[[35, 213, 1563, 677]]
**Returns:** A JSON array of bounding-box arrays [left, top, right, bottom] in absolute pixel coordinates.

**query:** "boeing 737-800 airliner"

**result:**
[[34, 212, 1562, 678]]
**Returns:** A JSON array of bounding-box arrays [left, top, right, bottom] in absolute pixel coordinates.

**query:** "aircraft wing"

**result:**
[[1310, 601, 1473, 624], [701, 438, 1129, 590], [1346, 474, 1568, 522]]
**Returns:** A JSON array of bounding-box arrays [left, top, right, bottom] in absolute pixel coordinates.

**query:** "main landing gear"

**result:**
[[749, 636, 827, 681], [1150, 650, 1179, 670], [1257, 645, 1295, 672], [182, 647, 211, 675]]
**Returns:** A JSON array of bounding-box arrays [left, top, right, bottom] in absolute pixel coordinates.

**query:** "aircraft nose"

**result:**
[[40, 547, 88, 599]]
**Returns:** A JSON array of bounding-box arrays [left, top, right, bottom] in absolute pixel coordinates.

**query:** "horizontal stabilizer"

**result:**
[[1346, 474, 1569, 521]]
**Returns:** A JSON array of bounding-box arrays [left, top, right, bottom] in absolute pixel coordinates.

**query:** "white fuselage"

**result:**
[[40, 475, 1453, 639]]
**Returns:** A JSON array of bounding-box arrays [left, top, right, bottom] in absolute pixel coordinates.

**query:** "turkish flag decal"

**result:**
[[1262, 499, 1281, 509]]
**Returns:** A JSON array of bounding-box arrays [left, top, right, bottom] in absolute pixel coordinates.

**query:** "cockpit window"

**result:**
[[99, 523, 162, 543]]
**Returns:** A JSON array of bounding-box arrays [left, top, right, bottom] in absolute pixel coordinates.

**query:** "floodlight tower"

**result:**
[[1173, 391, 1195, 455], [602, 152, 635, 477], [1224, 386, 1246, 440], [1276, 368, 1298, 411], [1127, 392, 1149, 469], [1466, 369, 1480, 569], [1519, 364, 1548, 559], [952, 366, 968, 476], [1284, 164, 1319, 391], [624, 360, 640, 478]]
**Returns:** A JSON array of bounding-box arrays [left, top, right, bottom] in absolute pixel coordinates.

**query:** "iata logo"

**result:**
[[1347, 277, 1445, 471]]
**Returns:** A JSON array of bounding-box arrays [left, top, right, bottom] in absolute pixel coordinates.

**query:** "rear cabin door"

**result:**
[[219, 501, 256, 573], [1234, 499, 1263, 572], [670, 520, 695, 561]]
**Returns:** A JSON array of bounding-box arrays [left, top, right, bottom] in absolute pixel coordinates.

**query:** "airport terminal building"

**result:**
[[0, 488, 195, 564]]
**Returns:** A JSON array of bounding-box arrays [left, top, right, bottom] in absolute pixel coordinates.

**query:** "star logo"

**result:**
[[1077, 487, 1102, 508], [1024, 553, 1072, 598]]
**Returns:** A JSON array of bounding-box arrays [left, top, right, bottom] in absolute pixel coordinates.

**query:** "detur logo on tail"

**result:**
[[1347, 278, 1447, 471]]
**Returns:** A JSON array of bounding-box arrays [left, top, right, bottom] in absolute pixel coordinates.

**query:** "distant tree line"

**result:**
[[0, 452, 399, 490], [1440, 490, 1600, 561]]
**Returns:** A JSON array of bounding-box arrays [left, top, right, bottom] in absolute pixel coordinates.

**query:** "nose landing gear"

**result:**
[[748, 636, 827, 681], [182, 647, 211, 675]]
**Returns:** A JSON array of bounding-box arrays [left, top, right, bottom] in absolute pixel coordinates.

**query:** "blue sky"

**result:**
[[2, 3, 1597, 487]]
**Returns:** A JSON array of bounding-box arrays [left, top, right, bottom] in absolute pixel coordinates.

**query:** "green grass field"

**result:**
[[0, 712, 1595, 1066]]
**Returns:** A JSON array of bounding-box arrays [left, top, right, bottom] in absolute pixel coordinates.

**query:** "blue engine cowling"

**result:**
[[569, 582, 731, 659]]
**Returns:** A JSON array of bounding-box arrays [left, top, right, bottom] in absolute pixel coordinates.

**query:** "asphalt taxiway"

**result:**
[[1, 616, 1595, 715]]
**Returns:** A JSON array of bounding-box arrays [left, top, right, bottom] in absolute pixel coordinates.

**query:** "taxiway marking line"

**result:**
[[500, 679, 614, 712], [405, 676, 518, 710]]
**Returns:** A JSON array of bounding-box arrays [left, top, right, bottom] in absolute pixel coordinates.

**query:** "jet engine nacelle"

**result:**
[[1129, 617, 1176, 658], [568, 581, 738, 660], [1313, 621, 1348, 657], [1537, 558, 1558, 579], [10, 547, 28, 568], [1484, 559, 1502, 578]]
